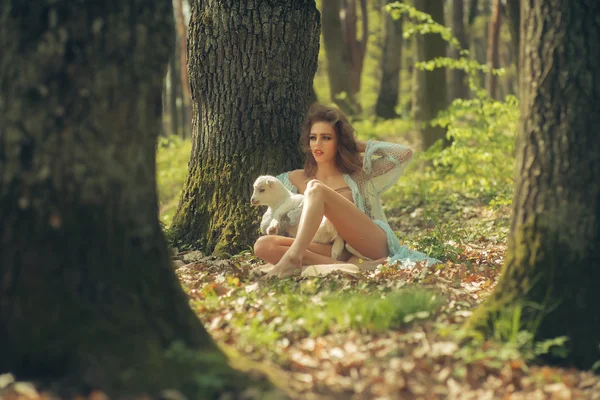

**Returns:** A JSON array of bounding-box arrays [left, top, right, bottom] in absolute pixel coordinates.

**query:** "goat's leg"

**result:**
[[331, 236, 345, 260]]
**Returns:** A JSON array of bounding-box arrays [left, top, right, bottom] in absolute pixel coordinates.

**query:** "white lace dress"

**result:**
[[276, 140, 439, 266]]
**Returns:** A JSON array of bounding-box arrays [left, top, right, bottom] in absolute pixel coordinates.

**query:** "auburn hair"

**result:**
[[300, 103, 363, 177]]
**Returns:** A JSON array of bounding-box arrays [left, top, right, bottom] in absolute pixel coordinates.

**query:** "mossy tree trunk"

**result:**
[[0, 1, 254, 397], [170, 0, 320, 255], [375, 0, 403, 119], [469, 0, 600, 369], [412, 0, 449, 150]]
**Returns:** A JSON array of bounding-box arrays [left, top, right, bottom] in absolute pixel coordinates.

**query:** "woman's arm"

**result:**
[[363, 140, 413, 175], [361, 140, 414, 193], [356, 139, 367, 153]]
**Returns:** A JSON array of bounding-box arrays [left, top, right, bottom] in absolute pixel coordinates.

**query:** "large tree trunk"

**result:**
[[171, 0, 320, 255], [413, 0, 449, 149], [0, 1, 259, 397], [322, 0, 357, 114], [485, 0, 502, 99], [469, 0, 600, 369], [375, 0, 403, 119], [449, 0, 469, 101]]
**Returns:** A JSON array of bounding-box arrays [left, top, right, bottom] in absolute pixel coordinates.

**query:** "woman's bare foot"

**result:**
[[264, 252, 303, 279], [252, 263, 275, 274]]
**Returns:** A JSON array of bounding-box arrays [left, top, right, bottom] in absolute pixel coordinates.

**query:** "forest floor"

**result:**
[[170, 195, 600, 399]]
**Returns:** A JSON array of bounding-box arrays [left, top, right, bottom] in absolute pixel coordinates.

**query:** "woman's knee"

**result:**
[[254, 235, 285, 261], [305, 179, 326, 198], [254, 236, 272, 258]]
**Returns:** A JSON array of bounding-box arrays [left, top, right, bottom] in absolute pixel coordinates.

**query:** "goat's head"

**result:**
[[250, 175, 285, 206]]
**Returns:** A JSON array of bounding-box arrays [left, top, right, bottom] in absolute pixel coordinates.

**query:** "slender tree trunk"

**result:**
[[322, 0, 355, 114], [171, 0, 321, 255], [450, 0, 469, 101], [175, 0, 191, 139], [486, 0, 502, 99], [467, 0, 478, 26], [0, 1, 258, 397], [343, 0, 368, 113], [375, 0, 403, 119], [169, 53, 180, 136], [469, 0, 600, 369], [413, 0, 449, 149], [505, 0, 520, 87], [412, 33, 425, 121]]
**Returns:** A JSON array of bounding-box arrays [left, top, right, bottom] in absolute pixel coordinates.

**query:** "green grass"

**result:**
[[196, 277, 443, 350], [156, 136, 192, 227]]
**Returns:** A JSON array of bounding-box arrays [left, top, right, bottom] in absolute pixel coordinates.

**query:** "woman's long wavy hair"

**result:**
[[300, 103, 363, 177]]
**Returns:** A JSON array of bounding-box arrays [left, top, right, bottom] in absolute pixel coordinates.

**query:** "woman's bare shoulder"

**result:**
[[288, 169, 306, 183], [288, 169, 308, 192]]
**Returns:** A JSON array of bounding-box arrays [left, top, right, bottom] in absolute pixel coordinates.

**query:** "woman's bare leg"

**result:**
[[254, 235, 347, 266], [267, 180, 389, 278]]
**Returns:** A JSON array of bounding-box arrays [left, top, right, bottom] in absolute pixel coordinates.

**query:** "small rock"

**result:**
[[172, 260, 186, 268]]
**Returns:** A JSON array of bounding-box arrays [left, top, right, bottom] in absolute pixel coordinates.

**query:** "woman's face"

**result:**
[[309, 122, 338, 164]]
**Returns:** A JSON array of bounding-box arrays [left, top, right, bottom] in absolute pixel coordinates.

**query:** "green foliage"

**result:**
[[156, 135, 192, 227], [387, 2, 459, 48], [416, 212, 464, 262], [351, 117, 415, 140], [428, 94, 518, 198], [451, 303, 569, 370], [386, 92, 518, 214], [387, 1, 505, 90]]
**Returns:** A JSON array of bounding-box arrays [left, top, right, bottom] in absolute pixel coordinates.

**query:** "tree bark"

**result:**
[[322, 0, 356, 114], [375, 0, 403, 119], [469, 0, 600, 369], [505, 0, 520, 86], [0, 1, 261, 397], [412, 0, 449, 150], [343, 0, 369, 112], [449, 0, 469, 101], [467, 0, 478, 26], [175, 0, 192, 139], [171, 0, 321, 255], [486, 0, 502, 99], [169, 51, 181, 136]]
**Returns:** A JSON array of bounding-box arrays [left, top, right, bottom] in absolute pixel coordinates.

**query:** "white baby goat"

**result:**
[[250, 175, 345, 260]]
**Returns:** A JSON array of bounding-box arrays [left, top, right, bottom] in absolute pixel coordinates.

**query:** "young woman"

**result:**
[[254, 103, 437, 278]]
